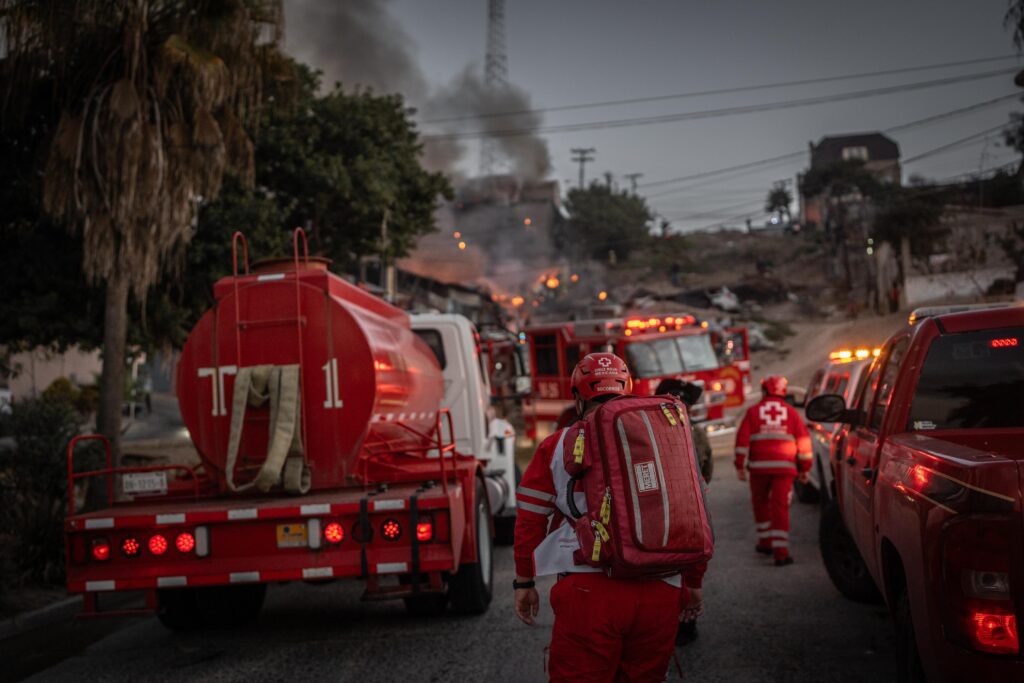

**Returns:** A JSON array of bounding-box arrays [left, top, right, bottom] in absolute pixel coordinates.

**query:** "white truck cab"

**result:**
[[411, 314, 518, 543]]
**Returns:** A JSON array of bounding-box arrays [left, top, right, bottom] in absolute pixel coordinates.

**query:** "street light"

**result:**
[[598, 290, 608, 301], [545, 277, 560, 289], [458, 241, 466, 250]]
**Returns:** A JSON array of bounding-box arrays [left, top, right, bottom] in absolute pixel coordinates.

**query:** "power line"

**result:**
[[902, 122, 1010, 164], [422, 54, 1020, 125], [639, 92, 1021, 199], [423, 67, 1019, 140]]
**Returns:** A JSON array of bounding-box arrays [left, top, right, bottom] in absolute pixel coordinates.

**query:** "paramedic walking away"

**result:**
[[513, 353, 709, 682]]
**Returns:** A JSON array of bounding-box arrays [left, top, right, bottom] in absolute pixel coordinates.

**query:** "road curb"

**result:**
[[0, 596, 82, 642]]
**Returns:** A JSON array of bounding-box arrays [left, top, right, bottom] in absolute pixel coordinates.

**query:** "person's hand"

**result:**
[[798, 471, 810, 484], [681, 588, 704, 622], [736, 468, 748, 482], [514, 585, 540, 625]]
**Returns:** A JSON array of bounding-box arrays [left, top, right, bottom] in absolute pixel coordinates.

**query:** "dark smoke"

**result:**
[[283, 0, 550, 180]]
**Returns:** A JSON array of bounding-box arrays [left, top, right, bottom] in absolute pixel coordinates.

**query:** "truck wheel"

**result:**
[[158, 588, 201, 631], [403, 593, 448, 617], [819, 501, 881, 603], [895, 591, 926, 683], [449, 477, 494, 615]]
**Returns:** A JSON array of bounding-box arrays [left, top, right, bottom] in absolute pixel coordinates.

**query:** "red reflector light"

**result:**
[[148, 534, 168, 555], [381, 518, 402, 541], [324, 522, 345, 544], [91, 539, 111, 562], [990, 337, 1019, 348], [416, 522, 434, 542], [970, 610, 1019, 654], [175, 532, 195, 553], [121, 537, 140, 557]]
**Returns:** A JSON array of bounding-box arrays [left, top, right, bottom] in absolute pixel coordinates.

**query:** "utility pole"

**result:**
[[624, 173, 643, 194], [571, 147, 595, 189]]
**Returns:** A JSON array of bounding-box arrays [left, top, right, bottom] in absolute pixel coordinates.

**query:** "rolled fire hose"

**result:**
[[224, 364, 311, 494]]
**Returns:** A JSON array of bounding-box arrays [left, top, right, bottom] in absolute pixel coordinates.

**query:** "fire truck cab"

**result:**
[[522, 314, 735, 441]]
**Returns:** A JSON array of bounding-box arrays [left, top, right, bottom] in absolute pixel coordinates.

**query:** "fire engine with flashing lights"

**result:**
[[63, 229, 518, 628], [805, 303, 1024, 682], [522, 314, 750, 442]]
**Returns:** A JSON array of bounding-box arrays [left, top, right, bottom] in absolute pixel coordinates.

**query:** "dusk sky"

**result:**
[[286, 0, 1024, 233]]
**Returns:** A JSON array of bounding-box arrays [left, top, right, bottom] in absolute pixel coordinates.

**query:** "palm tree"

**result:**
[[0, 0, 283, 461]]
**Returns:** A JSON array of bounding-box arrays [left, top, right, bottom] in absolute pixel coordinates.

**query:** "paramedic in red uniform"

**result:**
[[733, 374, 812, 566], [513, 353, 705, 682]]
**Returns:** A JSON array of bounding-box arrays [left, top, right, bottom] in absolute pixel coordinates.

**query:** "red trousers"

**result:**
[[548, 573, 681, 683], [749, 473, 795, 560]]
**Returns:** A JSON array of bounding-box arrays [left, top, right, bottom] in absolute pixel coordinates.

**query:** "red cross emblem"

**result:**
[[759, 402, 787, 428]]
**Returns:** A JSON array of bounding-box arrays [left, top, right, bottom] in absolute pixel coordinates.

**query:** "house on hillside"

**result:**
[[800, 132, 901, 227]]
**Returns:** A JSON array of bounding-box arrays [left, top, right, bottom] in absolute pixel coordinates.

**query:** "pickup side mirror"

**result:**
[[805, 394, 847, 423]]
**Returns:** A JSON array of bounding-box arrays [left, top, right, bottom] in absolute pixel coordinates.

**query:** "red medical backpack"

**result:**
[[564, 395, 714, 578]]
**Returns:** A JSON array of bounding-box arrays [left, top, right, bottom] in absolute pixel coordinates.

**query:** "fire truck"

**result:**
[[522, 314, 744, 441], [63, 230, 514, 627]]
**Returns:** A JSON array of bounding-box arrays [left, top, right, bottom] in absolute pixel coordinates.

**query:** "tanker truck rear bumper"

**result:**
[[65, 480, 467, 616]]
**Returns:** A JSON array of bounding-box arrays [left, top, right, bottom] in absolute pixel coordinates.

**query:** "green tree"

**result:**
[[1, 1, 284, 459], [562, 183, 654, 262], [765, 182, 793, 224], [872, 186, 946, 257]]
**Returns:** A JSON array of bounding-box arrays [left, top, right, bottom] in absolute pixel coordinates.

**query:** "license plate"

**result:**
[[122, 471, 167, 496], [276, 523, 308, 548]]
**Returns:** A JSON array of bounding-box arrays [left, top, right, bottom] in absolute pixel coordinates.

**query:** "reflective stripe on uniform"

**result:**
[[735, 446, 749, 455], [747, 460, 798, 469], [519, 500, 554, 515], [757, 530, 772, 539], [517, 486, 555, 502], [766, 530, 788, 538], [771, 540, 789, 549], [751, 433, 796, 442], [756, 521, 771, 530], [797, 452, 814, 461]]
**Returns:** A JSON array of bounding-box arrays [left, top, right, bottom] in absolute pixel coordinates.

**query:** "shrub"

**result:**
[[0, 395, 84, 588]]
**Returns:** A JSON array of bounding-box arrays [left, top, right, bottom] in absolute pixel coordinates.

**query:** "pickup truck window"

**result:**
[[413, 329, 447, 370], [908, 327, 1024, 430], [675, 335, 720, 372], [869, 337, 908, 431]]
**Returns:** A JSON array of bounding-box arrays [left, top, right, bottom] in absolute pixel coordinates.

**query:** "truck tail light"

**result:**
[[324, 522, 345, 544], [942, 517, 1018, 655], [121, 537, 141, 557], [381, 518, 402, 541], [416, 518, 434, 543], [148, 534, 168, 556], [91, 538, 111, 562], [175, 532, 195, 553]]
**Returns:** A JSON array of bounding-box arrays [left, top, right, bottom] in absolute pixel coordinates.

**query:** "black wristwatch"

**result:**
[[513, 579, 536, 590]]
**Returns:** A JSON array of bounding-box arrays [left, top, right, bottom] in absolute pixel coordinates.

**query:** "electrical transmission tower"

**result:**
[[624, 173, 644, 194], [571, 148, 596, 188], [479, 0, 508, 176]]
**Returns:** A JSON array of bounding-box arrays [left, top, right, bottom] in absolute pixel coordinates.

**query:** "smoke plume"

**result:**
[[283, 0, 550, 180]]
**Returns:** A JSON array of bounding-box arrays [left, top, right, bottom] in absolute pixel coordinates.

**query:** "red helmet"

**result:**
[[761, 374, 788, 397], [571, 353, 632, 401]]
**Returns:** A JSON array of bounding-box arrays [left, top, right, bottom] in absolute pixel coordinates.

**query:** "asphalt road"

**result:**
[[13, 446, 897, 683]]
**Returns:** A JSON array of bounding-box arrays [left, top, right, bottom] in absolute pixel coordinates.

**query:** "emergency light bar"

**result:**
[[828, 348, 881, 362]]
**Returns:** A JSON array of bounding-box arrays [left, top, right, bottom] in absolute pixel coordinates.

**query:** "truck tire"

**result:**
[[449, 477, 494, 615], [895, 591, 926, 683], [494, 464, 522, 546], [403, 593, 448, 617], [819, 501, 881, 603]]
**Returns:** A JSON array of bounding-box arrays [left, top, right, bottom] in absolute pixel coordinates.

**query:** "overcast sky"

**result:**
[[287, 0, 1024, 233]]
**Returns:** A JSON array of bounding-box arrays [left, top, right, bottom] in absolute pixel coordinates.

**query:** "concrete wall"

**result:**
[[904, 267, 1014, 306], [7, 346, 102, 400]]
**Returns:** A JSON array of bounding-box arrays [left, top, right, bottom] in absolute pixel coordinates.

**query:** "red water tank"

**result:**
[[176, 251, 444, 492]]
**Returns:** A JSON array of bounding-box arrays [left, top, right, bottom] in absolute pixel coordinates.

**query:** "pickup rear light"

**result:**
[[942, 516, 1019, 655], [91, 538, 111, 562], [381, 518, 402, 541], [324, 522, 345, 544], [121, 537, 141, 557]]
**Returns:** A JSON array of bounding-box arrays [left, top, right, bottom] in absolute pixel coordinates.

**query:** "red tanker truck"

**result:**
[[806, 303, 1024, 682], [64, 230, 508, 627]]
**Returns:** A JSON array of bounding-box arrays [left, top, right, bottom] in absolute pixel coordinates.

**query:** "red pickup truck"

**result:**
[[806, 304, 1024, 683]]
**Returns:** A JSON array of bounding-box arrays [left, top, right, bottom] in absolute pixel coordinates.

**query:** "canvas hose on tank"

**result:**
[[224, 364, 311, 494]]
